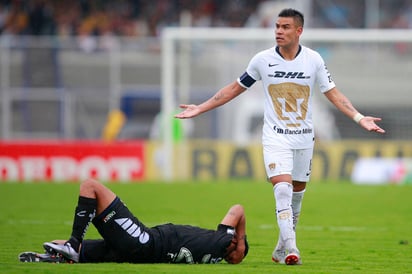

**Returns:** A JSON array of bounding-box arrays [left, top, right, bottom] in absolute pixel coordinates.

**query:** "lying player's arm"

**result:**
[[324, 87, 385, 134], [175, 81, 246, 119], [220, 204, 247, 264], [220, 204, 246, 240]]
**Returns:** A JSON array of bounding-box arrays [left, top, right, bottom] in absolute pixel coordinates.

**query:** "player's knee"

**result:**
[[80, 178, 99, 192], [269, 174, 292, 186], [292, 181, 306, 192]]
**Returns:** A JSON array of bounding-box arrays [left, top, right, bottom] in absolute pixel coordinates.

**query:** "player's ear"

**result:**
[[296, 26, 303, 35]]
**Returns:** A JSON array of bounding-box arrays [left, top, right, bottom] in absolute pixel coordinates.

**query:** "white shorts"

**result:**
[[263, 145, 313, 182]]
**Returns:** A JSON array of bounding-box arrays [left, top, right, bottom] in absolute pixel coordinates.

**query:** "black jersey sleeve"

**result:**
[[216, 224, 236, 235]]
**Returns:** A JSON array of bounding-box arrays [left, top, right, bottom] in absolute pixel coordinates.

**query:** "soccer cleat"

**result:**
[[284, 249, 302, 265], [43, 242, 79, 263], [272, 248, 287, 264], [18, 251, 68, 263]]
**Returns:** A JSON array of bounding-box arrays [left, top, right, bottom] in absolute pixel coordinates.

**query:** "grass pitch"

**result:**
[[0, 180, 411, 274]]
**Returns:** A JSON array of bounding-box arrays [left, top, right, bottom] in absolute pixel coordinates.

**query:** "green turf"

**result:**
[[0, 181, 411, 273]]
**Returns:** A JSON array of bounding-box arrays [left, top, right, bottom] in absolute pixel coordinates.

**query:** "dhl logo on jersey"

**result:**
[[268, 71, 310, 79]]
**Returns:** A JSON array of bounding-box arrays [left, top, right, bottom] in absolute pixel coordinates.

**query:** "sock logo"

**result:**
[[277, 208, 292, 220], [115, 218, 150, 244], [77, 210, 86, 217]]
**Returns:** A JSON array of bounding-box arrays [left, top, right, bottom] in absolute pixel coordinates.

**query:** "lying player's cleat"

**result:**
[[272, 247, 287, 264], [284, 249, 302, 265], [18, 251, 67, 263], [43, 242, 79, 263]]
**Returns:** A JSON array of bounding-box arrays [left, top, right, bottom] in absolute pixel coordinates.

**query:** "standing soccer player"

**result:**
[[175, 8, 385, 265]]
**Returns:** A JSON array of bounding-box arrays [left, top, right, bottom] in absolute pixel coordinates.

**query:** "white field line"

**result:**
[[6, 220, 388, 232], [259, 224, 387, 232], [6, 219, 182, 228], [6, 220, 73, 226]]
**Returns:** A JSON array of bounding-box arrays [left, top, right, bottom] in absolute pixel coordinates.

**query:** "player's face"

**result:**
[[224, 248, 244, 264], [275, 17, 302, 48], [223, 238, 245, 264]]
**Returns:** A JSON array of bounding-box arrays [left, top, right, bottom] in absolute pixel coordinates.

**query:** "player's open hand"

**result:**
[[174, 104, 201, 119], [359, 116, 385, 134]]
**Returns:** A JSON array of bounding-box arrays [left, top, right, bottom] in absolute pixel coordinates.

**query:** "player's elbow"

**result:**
[[231, 204, 244, 211], [230, 204, 245, 216]]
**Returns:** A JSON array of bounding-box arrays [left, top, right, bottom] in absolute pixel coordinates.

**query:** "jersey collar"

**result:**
[[275, 45, 302, 60]]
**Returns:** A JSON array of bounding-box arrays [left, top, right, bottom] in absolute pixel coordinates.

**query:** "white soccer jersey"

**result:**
[[237, 45, 336, 148]]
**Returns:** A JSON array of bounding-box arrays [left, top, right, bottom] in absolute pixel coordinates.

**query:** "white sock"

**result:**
[[291, 189, 305, 231], [274, 232, 283, 250], [274, 182, 296, 251]]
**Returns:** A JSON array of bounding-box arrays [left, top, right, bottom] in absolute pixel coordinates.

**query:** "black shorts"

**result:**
[[80, 197, 156, 263]]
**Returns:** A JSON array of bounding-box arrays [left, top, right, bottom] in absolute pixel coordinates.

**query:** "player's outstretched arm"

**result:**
[[174, 81, 246, 119], [324, 87, 385, 134]]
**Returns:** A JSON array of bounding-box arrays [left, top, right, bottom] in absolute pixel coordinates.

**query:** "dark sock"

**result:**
[[67, 196, 97, 251]]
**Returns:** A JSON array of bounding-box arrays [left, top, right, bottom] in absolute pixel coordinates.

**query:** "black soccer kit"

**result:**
[[151, 223, 235, 263], [79, 197, 235, 264]]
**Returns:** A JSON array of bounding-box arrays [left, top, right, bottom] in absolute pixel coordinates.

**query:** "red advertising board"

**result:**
[[0, 141, 145, 182]]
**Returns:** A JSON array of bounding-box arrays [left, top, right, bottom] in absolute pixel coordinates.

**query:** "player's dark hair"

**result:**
[[278, 8, 304, 27], [244, 235, 249, 257]]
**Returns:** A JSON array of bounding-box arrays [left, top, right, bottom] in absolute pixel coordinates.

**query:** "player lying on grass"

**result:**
[[19, 179, 248, 264]]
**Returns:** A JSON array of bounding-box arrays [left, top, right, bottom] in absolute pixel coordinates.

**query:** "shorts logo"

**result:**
[[115, 218, 150, 244], [103, 210, 116, 223], [268, 163, 276, 171]]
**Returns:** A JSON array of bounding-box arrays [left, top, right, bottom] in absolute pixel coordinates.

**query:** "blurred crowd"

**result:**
[[0, 0, 411, 38], [0, 0, 266, 37]]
